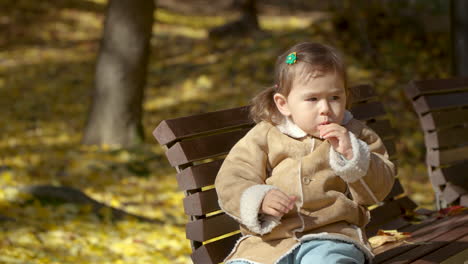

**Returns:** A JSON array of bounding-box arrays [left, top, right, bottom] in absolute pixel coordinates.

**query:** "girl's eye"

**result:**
[[307, 97, 318, 101], [331, 96, 340, 100]]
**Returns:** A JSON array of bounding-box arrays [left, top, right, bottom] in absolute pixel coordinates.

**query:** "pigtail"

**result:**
[[249, 85, 281, 124]]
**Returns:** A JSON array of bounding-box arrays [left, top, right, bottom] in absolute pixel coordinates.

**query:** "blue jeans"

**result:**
[[228, 239, 365, 264]]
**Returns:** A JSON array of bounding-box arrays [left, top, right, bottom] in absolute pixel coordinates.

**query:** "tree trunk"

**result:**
[[82, 0, 155, 146], [451, 0, 468, 77], [208, 0, 259, 38], [239, 0, 259, 28]]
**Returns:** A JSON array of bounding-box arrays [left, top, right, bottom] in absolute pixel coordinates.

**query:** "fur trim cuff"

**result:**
[[329, 131, 370, 183], [240, 185, 281, 235]]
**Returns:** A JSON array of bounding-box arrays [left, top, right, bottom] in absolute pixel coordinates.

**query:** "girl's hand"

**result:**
[[318, 123, 353, 160], [260, 189, 297, 218]]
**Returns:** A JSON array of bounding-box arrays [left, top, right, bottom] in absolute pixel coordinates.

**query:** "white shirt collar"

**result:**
[[275, 110, 354, 139]]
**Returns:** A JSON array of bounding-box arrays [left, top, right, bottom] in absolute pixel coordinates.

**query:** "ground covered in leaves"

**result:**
[[0, 0, 450, 263]]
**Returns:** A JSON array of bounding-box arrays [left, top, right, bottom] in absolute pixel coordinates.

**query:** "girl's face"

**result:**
[[274, 72, 346, 138]]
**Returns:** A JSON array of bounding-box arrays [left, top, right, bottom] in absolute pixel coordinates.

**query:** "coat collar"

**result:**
[[275, 110, 354, 139]]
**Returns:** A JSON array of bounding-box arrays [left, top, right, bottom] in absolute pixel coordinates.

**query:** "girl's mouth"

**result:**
[[319, 121, 331, 126]]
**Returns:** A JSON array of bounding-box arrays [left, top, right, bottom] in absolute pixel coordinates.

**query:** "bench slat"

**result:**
[[191, 233, 242, 264], [368, 196, 417, 230], [374, 211, 468, 263], [186, 213, 239, 242], [424, 126, 468, 149], [409, 235, 468, 264], [413, 91, 468, 114], [381, 225, 468, 264], [431, 161, 468, 188], [183, 189, 219, 216], [426, 145, 468, 167], [166, 128, 251, 167], [154, 106, 253, 146], [368, 200, 402, 230], [367, 120, 395, 140], [405, 78, 468, 100], [350, 101, 387, 121], [366, 217, 411, 237], [349, 84, 378, 104], [420, 108, 468, 131], [177, 159, 224, 191]]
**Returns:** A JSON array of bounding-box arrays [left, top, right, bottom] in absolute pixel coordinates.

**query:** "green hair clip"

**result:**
[[286, 52, 297, 65]]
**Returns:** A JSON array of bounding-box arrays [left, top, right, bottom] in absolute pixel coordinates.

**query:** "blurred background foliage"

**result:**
[[0, 0, 452, 263]]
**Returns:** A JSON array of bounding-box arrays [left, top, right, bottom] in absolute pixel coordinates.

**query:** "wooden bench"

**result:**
[[405, 77, 468, 209], [154, 84, 468, 264]]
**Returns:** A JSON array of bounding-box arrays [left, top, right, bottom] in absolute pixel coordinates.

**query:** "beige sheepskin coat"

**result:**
[[215, 111, 396, 264]]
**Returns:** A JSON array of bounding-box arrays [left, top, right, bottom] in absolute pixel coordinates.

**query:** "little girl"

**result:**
[[215, 42, 395, 264]]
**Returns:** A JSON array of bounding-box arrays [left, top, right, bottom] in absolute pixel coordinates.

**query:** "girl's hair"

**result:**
[[250, 42, 348, 124]]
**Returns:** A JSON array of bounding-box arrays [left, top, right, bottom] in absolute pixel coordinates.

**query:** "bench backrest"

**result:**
[[405, 77, 468, 208], [153, 84, 417, 264]]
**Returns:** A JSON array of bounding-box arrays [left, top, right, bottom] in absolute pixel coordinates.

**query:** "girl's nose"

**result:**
[[319, 100, 330, 115]]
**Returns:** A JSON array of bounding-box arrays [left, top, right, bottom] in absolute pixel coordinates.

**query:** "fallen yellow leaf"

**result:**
[[369, 230, 412, 248]]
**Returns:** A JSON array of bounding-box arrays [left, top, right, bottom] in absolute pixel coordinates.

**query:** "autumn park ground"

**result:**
[[0, 0, 451, 263]]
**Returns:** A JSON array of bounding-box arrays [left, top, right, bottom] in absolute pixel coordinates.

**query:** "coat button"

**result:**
[[303, 177, 312, 185]]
